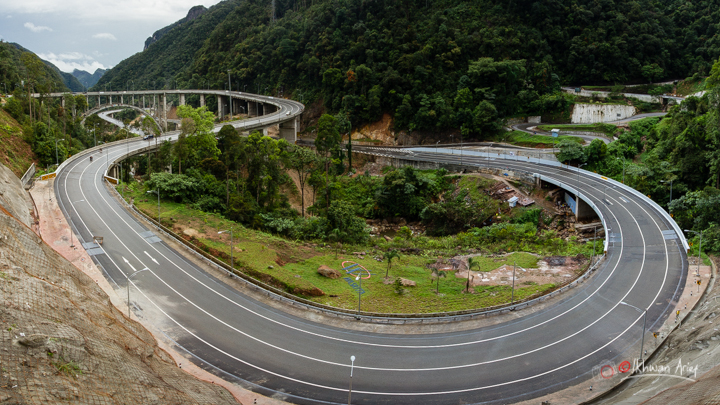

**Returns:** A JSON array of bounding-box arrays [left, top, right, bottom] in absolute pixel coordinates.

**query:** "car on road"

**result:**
[[143, 135, 154, 140]]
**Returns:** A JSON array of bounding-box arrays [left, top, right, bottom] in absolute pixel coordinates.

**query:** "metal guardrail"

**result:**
[[102, 147, 608, 323], [59, 138, 686, 323], [20, 163, 35, 188], [403, 147, 689, 252]]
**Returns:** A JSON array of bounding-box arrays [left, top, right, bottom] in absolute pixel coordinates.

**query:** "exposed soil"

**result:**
[[429, 253, 586, 289]]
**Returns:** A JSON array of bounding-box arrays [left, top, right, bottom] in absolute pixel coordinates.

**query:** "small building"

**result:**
[[551, 129, 560, 138], [508, 196, 519, 208]]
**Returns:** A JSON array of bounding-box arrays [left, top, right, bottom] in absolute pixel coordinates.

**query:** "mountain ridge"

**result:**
[[72, 68, 106, 89]]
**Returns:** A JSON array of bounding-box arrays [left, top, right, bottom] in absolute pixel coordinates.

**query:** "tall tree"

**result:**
[[284, 145, 318, 217]]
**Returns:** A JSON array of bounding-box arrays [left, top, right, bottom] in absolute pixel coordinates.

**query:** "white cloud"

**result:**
[[38, 51, 107, 73], [24, 22, 52, 32], [3, 1, 221, 24], [6, 15, 11, 18], [92, 33, 116, 41]]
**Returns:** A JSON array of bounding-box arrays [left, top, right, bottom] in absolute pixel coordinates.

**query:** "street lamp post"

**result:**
[[218, 228, 235, 271], [460, 127, 463, 166], [617, 157, 625, 184], [574, 163, 588, 214], [347, 355, 356, 405], [620, 301, 647, 366], [685, 229, 704, 276], [660, 180, 673, 209], [355, 274, 363, 313], [147, 190, 160, 223], [55, 137, 59, 166], [227, 70, 233, 118], [510, 261, 526, 304], [127, 267, 149, 317]]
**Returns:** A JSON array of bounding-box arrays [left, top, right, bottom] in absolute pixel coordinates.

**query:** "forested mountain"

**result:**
[[144, 5, 208, 51], [72, 68, 106, 89], [8, 43, 85, 92], [96, 0, 720, 133], [0, 42, 73, 93]]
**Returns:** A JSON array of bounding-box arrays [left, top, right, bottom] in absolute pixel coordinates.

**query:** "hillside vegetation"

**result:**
[[98, 0, 720, 135], [0, 42, 74, 95], [0, 107, 35, 176]]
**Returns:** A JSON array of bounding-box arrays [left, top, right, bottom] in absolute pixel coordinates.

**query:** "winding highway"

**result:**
[[54, 97, 688, 404]]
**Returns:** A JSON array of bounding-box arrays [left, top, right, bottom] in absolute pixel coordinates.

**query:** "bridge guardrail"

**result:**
[[406, 147, 689, 252]]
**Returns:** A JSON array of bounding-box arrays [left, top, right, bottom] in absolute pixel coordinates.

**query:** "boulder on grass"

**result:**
[[399, 278, 416, 287], [317, 265, 341, 279]]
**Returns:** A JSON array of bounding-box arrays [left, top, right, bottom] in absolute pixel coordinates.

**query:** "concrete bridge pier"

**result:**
[[179, 94, 186, 106], [162, 93, 168, 131], [279, 117, 298, 143], [248, 101, 257, 117], [217, 95, 225, 120], [109, 164, 119, 179], [576, 196, 595, 221], [200, 94, 205, 107], [264, 104, 277, 114], [120, 95, 124, 104]]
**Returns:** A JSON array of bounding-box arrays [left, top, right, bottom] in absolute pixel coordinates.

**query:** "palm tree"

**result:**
[[328, 228, 346, 259], [385, 249, 400, 279], [467, 257, 481, 291], [431, 268, 447, 294]]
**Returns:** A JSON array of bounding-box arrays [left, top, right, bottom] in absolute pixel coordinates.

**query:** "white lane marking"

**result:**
[[89, 153, 631, 352], [64, 142, 670, 395], [145, 251, 159, 264], [620, 197, 629, 203], [83, 146, 650, 372]]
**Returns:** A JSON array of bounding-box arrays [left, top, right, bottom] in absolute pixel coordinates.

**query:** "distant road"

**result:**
[[512, 111, 668, 145], [605, 112, 667, 124], [98, 110, 145, 136], [511, 123, 611, 144]]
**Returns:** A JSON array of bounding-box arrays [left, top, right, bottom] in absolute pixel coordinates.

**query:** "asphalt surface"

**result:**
[[511, 123, 612, 144], [55, 105, 687, 404]]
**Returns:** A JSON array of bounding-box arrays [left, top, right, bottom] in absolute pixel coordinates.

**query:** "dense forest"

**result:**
[[0, 42, 80, 95], [97, 0, 720, 133]]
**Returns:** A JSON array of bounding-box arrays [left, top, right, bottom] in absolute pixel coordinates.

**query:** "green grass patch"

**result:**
[[496, 131, 583, 147], [676, 77, 707, 96], [52, 357, 83, 378], [118, 178, 585, 314]]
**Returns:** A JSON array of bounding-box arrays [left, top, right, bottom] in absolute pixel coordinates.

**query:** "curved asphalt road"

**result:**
[[512, 112, 667, 145], [55, 110, 687, 404]]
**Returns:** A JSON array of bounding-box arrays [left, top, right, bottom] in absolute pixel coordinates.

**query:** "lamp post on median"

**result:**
[[147, 190, 160, 223], [620, 301, 647, 366], [128, 267, 149, 318], [348, 355, 356, 405], [685, 229, 704, 276], [218, 228, 235, 271]]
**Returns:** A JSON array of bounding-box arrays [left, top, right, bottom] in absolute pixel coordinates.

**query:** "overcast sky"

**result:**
[[0, 0, 223, 73]]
